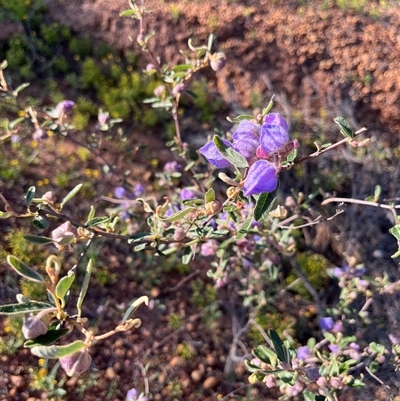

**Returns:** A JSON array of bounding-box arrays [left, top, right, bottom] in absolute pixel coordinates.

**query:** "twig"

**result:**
[[293, 127, 368, 165], [277, 208, 344, 229], [164, 270, 200, 293]]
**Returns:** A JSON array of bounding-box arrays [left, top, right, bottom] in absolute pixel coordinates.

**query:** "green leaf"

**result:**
[[128, 232, 153, 244], [253, 345, 277, 366], [77, 259, 93, 318], [0, 60, 8, 69], [208, 229, 230, 239], [269, 329, 287, 363], [84, 216, 109, 228], [182, 199, 203, 207], [13, 82, 30, 95], [9, 117, 25, 129], [213, 135, 248, 168], [24, 328, 69, 347], [236, 213, 253, 240], [31, 340, 86, 359], [87, 205, 95, 222], [159, 207, 196, 223], [226, 114, 256, 124], [32, 216, 49, 230], [0, 301, 54, 315], [204, 188, 215, 203], [7, 255, 45, 283], [173, 64, 192, 71], [59, 184, 83, 210], [119, 9, 139, 17], [262, 97, 275, 116], [55, 271, 75, 308], [182, 247, 193, 264], [334, 117, 353, 139], [253, 188, 278, 221], [25, 186, 36, 207], [24, 235, 54, 244], [122, 296, 149, 323], [286, 148, 297, 163]]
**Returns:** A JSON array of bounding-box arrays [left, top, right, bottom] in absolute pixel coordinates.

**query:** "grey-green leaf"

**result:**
[[204, 188, 215, 203], [59, 184, 83, 210], [76, 258, 93, 318], [0, 301, 54, 315], [24, 235, 54, 244], [159, 207, 196, 223], [55, 272, 75, 308], [84, 216, 110, 228], [31, 340, 86, 359], [236, 213, 253, 240], [7, 255, 45, 283], [213, 135, 248, 168], [334, 117, 353, 139]]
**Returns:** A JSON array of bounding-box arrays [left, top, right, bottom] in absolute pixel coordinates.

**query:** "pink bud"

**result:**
[[22, 315, 48, 339], [173, 227, 185, 241], [210, 52, 226, 72], [60, 349, 91, 376]]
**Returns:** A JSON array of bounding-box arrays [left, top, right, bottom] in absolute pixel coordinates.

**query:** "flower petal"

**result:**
[[232, 120, 260, 158], [199, 140, 232, 168], [242, 160, 278, 196], [260, 123, 289, 155], [264, 112, 289, 131]]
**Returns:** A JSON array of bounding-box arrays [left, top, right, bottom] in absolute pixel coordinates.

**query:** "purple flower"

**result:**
[[172, 83, 185, 96], [181, 188, 195, 200], [200, 240, 219, 256], [232, 120, 260, 159], [55, 100, 74, 116], [320, 317, 334, 331], [332, 264, 366, 279], [154, 85, 166, 97], [328, 344, 339, 354], [331, 320, 343, 334], [389, 333, 400, 345], [164, 161, 182, 174], [296, 346, 311, 360], [134, 184, 145, 197], [242, 160, 278, 196], [126, 388, 139, 401], [98, 110, 110, 126], [32, 128, 48, 141], [199, 139, 233, 168], [114, 187, 127, 199]]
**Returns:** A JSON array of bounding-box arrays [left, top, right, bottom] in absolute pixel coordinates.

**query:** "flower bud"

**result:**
[[137, 33, 145, 47], [263, 374, 276, 388], [60, 348, 91, 376], [22, 315, 49, 339], [32, 128, 48, 141], [210, 52, 226, 72], [330, 376, 343, 389], [55, 100, 74, 116], [173, 227, 185, 241], [154, 85, 166, 97], [51, 221, 78, 249], [172, 83, 185, 97], [42, 191, 54, 205], [97, 110, 110, 126]]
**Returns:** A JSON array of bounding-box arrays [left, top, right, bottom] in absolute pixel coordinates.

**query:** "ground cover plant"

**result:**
[[1, 0, 400, 400]]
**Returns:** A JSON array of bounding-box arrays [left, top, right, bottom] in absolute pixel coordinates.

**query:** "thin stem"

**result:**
[[292, 127, 367, 166]]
